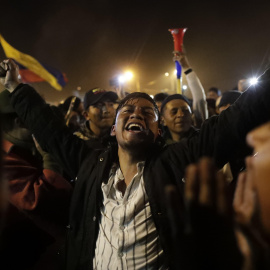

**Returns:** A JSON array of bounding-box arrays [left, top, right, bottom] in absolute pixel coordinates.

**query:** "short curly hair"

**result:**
[[116, 92, 160, 120]]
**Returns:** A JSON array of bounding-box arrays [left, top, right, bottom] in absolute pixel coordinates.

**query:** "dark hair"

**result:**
[[208, 87, 221, 96], [154, 93, 169, 103], [116, 92, 160, 120], [218, 90, 242, 108], [62, 96, 82, 112], [160, 94, 191, 115]]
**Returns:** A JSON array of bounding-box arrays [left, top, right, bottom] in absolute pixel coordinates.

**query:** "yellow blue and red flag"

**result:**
[[0, 34, 67, 90]]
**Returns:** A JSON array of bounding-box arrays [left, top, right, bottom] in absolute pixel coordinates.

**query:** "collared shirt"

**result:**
[[94, 162, 164, 269]]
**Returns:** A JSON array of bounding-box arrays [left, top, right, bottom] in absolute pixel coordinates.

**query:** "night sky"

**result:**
[[1, 0, 270, 103]]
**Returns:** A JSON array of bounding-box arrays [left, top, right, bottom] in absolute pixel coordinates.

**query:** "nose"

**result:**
[[176, 108, 184, 117], [101, 104, 109, 113], [130, 107, 143, 120]]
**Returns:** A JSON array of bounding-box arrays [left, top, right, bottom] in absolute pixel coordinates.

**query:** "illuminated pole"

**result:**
[[168, 28, 187, 94]]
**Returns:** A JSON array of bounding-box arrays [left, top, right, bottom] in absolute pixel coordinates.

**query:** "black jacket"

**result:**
[[10, 69, 270, 269]]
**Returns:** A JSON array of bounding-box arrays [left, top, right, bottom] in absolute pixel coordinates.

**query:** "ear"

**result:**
[[111, 125, 116, 136], [160, 116, 166, 126], [83, 110, 89, 120], [157, 128, 162, 136]]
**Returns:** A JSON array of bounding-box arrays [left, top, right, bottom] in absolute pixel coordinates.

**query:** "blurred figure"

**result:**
[[74, 88, 118, 148], [0, 112, 6, 239], [59, 96, 84, 132], [154, 92, 169, 112], [218, 90, 242, 113], [238, 79, 250, 92], [235, 122, 270, 238], [0, 90, 72, 270], [164, 122, 270, 270], [233, 122, 270, 269], [206, 98, 218, 117], [207, 87, 221, 100]]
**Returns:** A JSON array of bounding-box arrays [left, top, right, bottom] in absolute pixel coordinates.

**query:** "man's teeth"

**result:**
[[127, 123, 143, 131]]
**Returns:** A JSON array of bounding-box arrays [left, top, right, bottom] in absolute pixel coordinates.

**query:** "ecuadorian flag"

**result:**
[[0, 34, 67, 90]]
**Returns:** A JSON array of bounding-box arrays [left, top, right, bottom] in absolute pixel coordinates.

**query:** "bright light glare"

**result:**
[[125, 71, 133, 80], [165, 72, 169, 77], [182, 85, 188, 90], [150, 95, 154, 99], [118, 75, 125, 83], [118, 71, 133, 83], [249, 77, 258, 85], [174, 69, 177, 75]]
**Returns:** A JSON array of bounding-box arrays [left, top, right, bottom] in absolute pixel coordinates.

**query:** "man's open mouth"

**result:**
[[125, 123, 145, 132]]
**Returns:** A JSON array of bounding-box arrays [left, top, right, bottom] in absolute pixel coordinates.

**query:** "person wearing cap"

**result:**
[[3, 58, 270, 270], [74, 88, 118, 148], [0, 89, 72, 269], [161, 94, 197, 144]]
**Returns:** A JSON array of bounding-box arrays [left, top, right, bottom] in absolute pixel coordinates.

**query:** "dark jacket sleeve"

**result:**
[[10, 84, 90, 179], [167, 68, 270, 169]]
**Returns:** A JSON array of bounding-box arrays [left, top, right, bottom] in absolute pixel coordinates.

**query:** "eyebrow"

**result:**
[[122, 104, 155, 110], [170, 106, 190, 110]]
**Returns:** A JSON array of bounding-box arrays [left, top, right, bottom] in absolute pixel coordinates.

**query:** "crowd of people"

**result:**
[[0, 48, 269, 270]]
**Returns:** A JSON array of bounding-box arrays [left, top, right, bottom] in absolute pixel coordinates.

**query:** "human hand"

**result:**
[[165, 158, 242, 270], [172, 46, 191, 70], [0, 59, 20, 92], [184, 158, 242, 270], [233, 168, 257, 227], [245, 122, 270, 234], [185, 158, 230, 219], [33, 134, 63, 174]]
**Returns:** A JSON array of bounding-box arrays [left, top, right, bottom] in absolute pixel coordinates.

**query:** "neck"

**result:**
[[170, 129, 190, 142], [118, 146, 145, 189], [89, 122, 108, 137], [171, 132, 182, 142]]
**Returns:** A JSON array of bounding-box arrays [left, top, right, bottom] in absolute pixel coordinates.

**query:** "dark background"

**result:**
[[1, 0, 270, 103]]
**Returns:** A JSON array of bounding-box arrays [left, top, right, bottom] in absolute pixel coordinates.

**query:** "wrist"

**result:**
[[6, 81, 20, 93], [184, 68, 193, 75]]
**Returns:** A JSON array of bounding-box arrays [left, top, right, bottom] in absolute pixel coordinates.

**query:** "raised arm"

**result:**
[[168, 67, 270, 172], [0, 59, 89, 179], [173, 47, 208, 127]]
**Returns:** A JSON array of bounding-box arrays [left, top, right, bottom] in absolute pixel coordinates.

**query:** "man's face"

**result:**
[[162, 99, 192, 136], [84, 98, 116, 133], [111, 98, 160, 150], [207, 91, 219, 100], [246, 122, 270, 236]]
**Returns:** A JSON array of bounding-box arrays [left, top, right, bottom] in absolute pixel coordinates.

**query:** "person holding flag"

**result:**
[[0, 34, 67, 90]]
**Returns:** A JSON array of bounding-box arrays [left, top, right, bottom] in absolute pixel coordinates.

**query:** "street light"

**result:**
[[249, 77, 258, 86], [118, 71, 134, 84]]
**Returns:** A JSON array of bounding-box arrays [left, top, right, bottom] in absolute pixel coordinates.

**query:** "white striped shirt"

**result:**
[[93, 162, 165, 269]]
